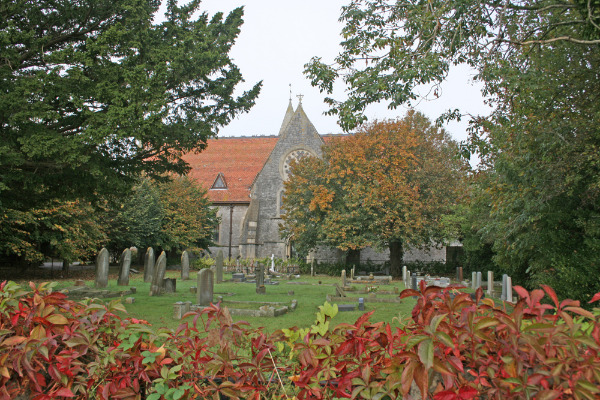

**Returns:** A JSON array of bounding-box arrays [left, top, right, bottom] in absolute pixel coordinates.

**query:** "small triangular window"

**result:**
[[211, 173, 227, 189]]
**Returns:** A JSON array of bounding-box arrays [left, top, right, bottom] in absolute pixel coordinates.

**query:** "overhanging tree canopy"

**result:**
[[0, 0, 260, 262]]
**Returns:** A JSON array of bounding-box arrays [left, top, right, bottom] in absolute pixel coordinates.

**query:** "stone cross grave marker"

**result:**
[[149, 251, 167, 296], [197, 269, 214, 306], [117, 248, 132, 286], [181, 251, 190, 280], [95, 247, 109, 288], [144, 247, 155, 283], [216, 250, 224, 283]]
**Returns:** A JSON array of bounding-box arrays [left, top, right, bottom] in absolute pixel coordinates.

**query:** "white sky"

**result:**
[[177, 1, 489, 143]]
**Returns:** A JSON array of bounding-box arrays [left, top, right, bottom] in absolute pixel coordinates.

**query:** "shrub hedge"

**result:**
[[1, 280, 599, 399]]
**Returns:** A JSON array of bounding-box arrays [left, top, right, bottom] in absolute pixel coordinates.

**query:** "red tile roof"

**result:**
[[183, 134, 349, 204], [184, 136, 278, 203]]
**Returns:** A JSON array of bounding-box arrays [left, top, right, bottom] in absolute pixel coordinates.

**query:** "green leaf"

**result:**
[[417, 339, 434, 370]]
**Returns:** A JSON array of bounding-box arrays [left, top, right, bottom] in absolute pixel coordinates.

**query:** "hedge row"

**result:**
[[1, 280, 599, 399]]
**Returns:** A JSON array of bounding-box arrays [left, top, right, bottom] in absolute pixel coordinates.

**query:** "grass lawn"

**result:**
[[51, 269, 416, 333]]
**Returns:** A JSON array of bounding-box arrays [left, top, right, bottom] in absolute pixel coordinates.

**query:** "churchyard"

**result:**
[[53, 261, 417, 332]]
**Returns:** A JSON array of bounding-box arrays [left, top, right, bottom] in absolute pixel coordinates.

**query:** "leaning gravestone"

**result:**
[[149, 251, 167, 296], [181, 251, 190, 280], [197, 269, 214, 306], [144, 247, 155, 283], [117, 248, 132, 286], [95, 248, 109, 288], [215, 250, 224, 283]]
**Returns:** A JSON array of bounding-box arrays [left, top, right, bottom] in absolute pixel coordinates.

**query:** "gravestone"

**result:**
[[181, 251, 190, 280], [341, 269, 347, 287], [117, 248, 132, 286], [411, 273, 417, 291], [351, 267, 355, 280], [310, 259, 315, 276], [476, 272, 482, 289], [402, 266, 408, 283], [487, 271, 494, 296], [163, 278, 176, 293], [472, 272, 477, 289], [256, 264, 265, 294], [215, 250, 224, 283], [144, 247, 155, 283], [338, 304, 355, 312], [95, 248, 109, 288], [501, 274, 508, 301], [232, 273, 245, 282], [149, 251, 167, 296], [358, 297, 365, 311], [197, 269, 214, 306], [506, 276, 513, 302]]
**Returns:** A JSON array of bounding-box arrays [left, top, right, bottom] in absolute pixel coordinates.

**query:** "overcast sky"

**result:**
[[181, 1, 489, 143]]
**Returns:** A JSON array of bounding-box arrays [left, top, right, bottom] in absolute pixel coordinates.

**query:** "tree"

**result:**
[[107, 176, 218, 255], [0, 0, 260, 263], [156, 176, 219, 253], [282, 111, 467, 276], [305, 0, 600, 301]]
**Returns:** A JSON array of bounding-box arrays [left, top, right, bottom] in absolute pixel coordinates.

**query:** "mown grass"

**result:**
[[54, 269, 417, 333]]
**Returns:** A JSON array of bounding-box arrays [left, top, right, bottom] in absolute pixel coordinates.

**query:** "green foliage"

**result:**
[[107, 176, 218, 255], [0, 0, 260, 263], [191, 256, 214, 270], [309, 0, 600, 303]]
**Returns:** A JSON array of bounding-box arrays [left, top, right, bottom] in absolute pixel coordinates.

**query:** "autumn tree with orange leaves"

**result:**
[[282, 111, 467, 276]]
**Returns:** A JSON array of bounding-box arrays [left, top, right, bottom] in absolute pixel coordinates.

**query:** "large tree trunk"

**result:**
[[389, 240, 404, 278]]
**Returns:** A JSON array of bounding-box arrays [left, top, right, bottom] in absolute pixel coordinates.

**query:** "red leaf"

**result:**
[[589, 292, 600, 304], [512, 286, 529, 301], [458, 386, 478, 399], [54, 388, 75, 398], [434, 390, 458, 400], [541, 285, 559, 308]]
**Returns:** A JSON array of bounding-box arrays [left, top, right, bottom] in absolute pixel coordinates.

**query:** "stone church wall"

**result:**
[[207, 204, 248, 260]]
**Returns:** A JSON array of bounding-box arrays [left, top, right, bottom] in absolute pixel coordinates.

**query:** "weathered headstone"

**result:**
[[341, 269, 347, 287], [501, 274, 508, 301], [487, 271, 494, 296], [95, 248, 109, 288], [506, 276, 513, 302], [197, 269, 214, 306], [476, 271, 482, 289], [256, 264, 265, 294], [149, 251, 167, 296], [351, 267, 355, 280], [181, 251, 190, 280], [411, 273, 417, 291], [358, 297, 365, 311], [144, 247, 155, 283], [117, 248, 132, 286], [472, 272, 477, 289], [402, 266, 408, 283], [163, 278, 176, 293], [216, 250, 224, 283], [173, 302, 185, 320]]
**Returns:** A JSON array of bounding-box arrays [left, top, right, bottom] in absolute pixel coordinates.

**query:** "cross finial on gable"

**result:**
[[296, 94, 304, 104]]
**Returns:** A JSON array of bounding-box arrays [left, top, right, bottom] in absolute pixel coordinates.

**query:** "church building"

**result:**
[[184, 99, 453, 264]]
